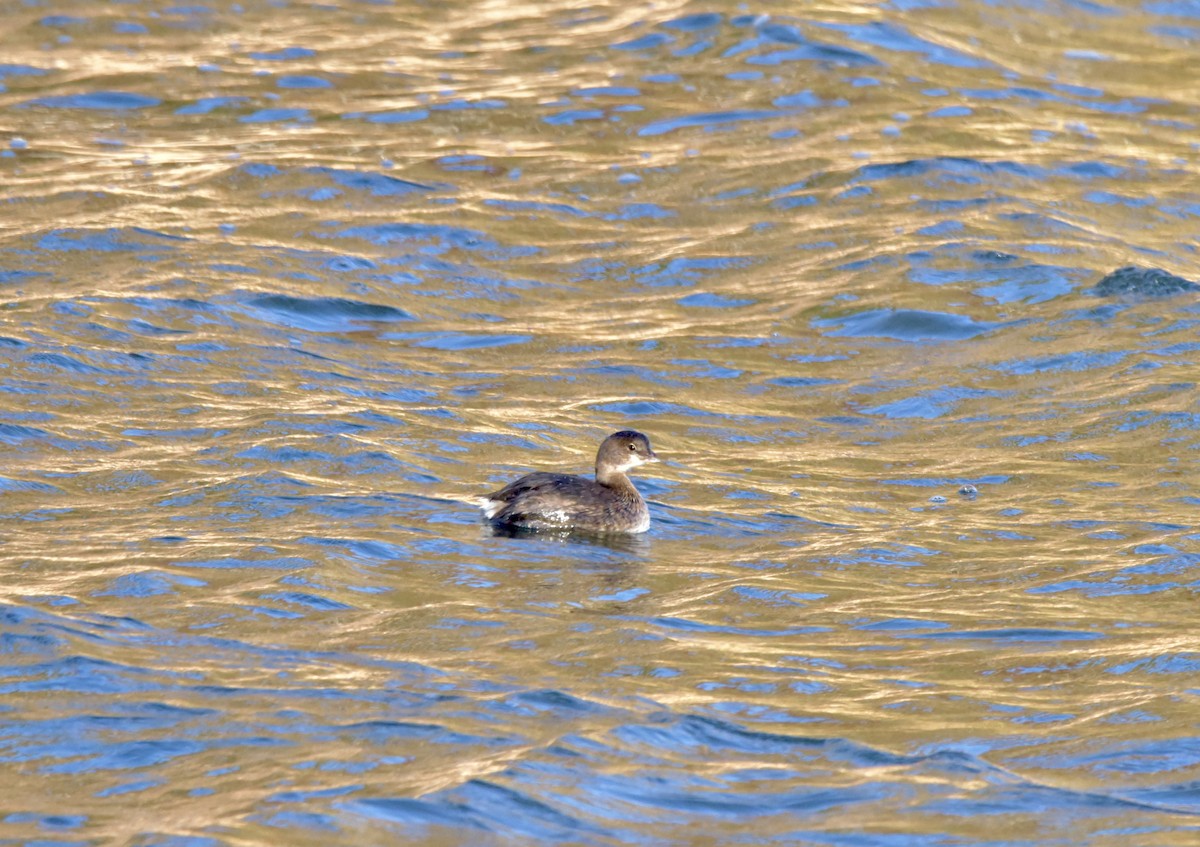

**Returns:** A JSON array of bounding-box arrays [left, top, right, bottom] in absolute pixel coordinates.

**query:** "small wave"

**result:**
[[23, 91, 160, 110], [815, 308, 1002, 341], [241, 293, 415, 331], [1092, 266, 1199, 298]]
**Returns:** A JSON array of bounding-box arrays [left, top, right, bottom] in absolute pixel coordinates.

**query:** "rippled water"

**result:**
[[3, 0, 1200, 843]]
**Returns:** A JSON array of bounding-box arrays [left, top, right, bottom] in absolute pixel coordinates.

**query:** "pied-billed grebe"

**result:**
[[481, 430, 658, 534]]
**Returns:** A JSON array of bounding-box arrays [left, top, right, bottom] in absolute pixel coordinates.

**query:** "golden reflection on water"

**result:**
[[1, 0, 1199, 842]]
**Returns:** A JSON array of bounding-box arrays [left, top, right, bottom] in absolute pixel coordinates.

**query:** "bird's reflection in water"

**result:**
[[488, 523, 651, 557]]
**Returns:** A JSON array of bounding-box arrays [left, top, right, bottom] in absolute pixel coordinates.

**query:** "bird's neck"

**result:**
[[596, 466, 634, 490]]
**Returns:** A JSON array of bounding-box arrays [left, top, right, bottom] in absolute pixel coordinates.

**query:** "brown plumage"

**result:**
[[481, 431, 658, 534]]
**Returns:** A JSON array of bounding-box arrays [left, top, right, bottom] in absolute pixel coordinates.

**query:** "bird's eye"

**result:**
[[628, 443, 636, 450]]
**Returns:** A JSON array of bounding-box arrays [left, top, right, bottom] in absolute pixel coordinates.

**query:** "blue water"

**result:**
[[2, 1, 1200, 844]]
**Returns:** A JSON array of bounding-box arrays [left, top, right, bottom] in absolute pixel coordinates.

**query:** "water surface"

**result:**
[[2, 1, 1200, 844]]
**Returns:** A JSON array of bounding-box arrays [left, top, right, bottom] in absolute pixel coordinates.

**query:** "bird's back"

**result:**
[[482, 471, 646, 533]]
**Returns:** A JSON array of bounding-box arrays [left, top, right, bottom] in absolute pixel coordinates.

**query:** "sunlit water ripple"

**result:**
[[2, 0, 1199, 844]]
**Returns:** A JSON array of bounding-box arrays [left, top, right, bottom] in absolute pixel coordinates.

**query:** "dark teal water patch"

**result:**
[[1025, 737, 1200, 789], [0, 270, 46, 286], [354, 777, 607, 841], [240, 108, 312, 123], [863, 386, 1002, 419], [0, 652, 174, 697], [320, 382, 439, 406], [278, 75, 332, 89], [0, 64, 49, 79], [427, 154, 484, 177], [1031, 580, 1184, 599], [27, 351, 147, 376], [904, 628, 1105, 643], [1028, 548, 1200, 598], [431, 98, 508, 112], [819, 21, 993, 68], [737, 18, 881, 67], [826, 544, 941, 569], [43, 737, 210, 774], [37, 227, 187, 254], [614, 713, 858, 761], [815, 309, 1001, 341], [663, 12, 722, 31], [382, 332, 531, 350], [929, 105, 973, 118], [240, 294, 414, 331], [991, 350, 1126, 375], [732, 585, 827, 607], [371, 714, 1062, 842], [260, 592, 355, 612], [345, 797, 490, 833], [542, 108, 605, 126], [1108, 654, 1200, 676], [248, 47, 316, 61], [635, 256, 753, 287], [850, 156, 1037, 185], [768, 376, 843, 388], [587, 399, 779, 422], [1050, 161, 1129, 181], [774, 90, 824, 111], [235, 445, 343, 465], [912, 775, 1177, 821], [1113, 411, 1200, 433], [2, 811, 87, 831], [906, 249, 1087, 305], [343, 108, 430, 123], [233, 446, 405, 478], [639, 109, 785, 137], [643, 616, 827, 638], [504, 688, 620, 718], [1121, 548, 1200, 575], [608, 203, 675, 220], [0, 424, 51, 444], [1092, 266, 1199, 298], [1084, 190, 1155, 209], [882, 475, 1008, 488], [856, 618, 950, 632], [94, 571, 207, 598], [668, 359, 743, 380], [23, 91, 161, 110], [301, 537, 410, 564], [484, 199, 589, 218], [573, 85, 641, 98], [677, 292, 754, 308], [308, 167, 443, 197], [612, 33, 674, 51], [330, 223, 507, 255], [173, 557, 313, 570], [0, 476, 60, 496]]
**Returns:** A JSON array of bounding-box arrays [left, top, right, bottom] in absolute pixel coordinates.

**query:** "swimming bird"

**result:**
[[481, 430, 658, 534]]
